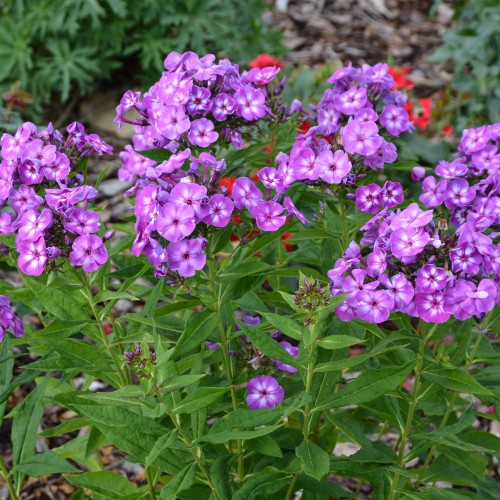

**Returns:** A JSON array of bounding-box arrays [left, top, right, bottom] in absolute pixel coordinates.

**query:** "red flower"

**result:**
[[441, 124, 454, 137], [281, 232, 293, 252], [407, 98, 433, 130], [220, 177, 236, 196], [249, 54, 284, 70], [298, 119, 313, 135], [388, 66, 415, 92]]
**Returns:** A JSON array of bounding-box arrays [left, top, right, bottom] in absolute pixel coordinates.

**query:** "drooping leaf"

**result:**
[[296, 441, 331, 480]]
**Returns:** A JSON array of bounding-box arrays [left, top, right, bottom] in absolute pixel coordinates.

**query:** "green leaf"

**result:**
[[145, 431, 177, 469], [64, 471, 137, 498], [262, 312, 302, 341], [210, 456, 234, 500], [158, 463, 196, 499], [39, 417, 89, 437], [0, 336, 14, 425], [136, 148, 171, 162], [296, 441, 330, 480], [250, 435, 283, 458], [317, 335, 366, 350], [172, 310, 219, 358], [295, 473, 354, 498], [423, 369, 494, 396], [93, 291, 139, 303], [195, 426, 281, 444], [12, 451, 79, 477], [171, 387, 228, 414], [217, 262, 273, 283], [314, 361, 416, 412], [233, 472, 292, 500], [29, 319, 90, 342]]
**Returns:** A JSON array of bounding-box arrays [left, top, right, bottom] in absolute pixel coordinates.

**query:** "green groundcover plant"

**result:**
[[0, 52, 499, 499]]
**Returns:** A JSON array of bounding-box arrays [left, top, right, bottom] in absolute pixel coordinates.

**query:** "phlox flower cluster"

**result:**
[[0, 295, 24, 341], [0, 122, 112, 275], [329, 124, 500, 324], [117, 52, 306, 279], [279, 63, 411, 201]]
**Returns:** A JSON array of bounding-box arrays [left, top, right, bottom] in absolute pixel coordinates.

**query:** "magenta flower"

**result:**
[[156, 105, 191, 140], [69, 235, 108, 272], [355, 289, 394, 323], [415, 291, 450, 323], [390, 203, 433, 229], [390, 227, 430, 259], [18, 161, 44, 185], [415, 264, 448, 293], [274, 341, 299, 372], [234, 86, 267, 121], [355, 184, 382, 214], [135, 184, 159, 223], [252, 201, 286, 232], [246, 375, 284, 409], [202, 194, 234, 227], [166, 238, 206, 277], [17, 237, 47, 276], [315, 149, 352, 184], [419, 176, 447, 208], [0, 127, 30, 160], [449, 244, 481, 274], [443, 178, 475, 210], [186, 86, 212, 115], [379, 273, 414, 310], [18, 209, 53, 240], [459, 126, 490, 154], [188, 118, 218, 148], [243, 67, 281, 86], [379, 104, 410, 136], [284, 197, 308, 224], [63, 208, 100, 235], [435, 159, 468, 179], [43, 152, 70, 182], [169, 183, 209, 219], [232, 177, 263, 211], [380, 181, 404, 208], [21, 138, 56, 167], [334, 87, 367, 115], [0, 295, 24, 341], [211, 93, 235, 121], [155, 203, 196, 242], [342, 120, 382, 156]]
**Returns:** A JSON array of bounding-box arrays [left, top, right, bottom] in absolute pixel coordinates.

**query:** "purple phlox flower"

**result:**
[[63, 208, 100, 235], [355, 289, 394, 323], [274, 341, 299, 372], [188, 118, 218, 148], [380, 181, 404, 208], [191, 54, 222, 81], [457, 222, 495, 256], [235, 315, 261, 332], [327, 62, 354, 84], [0, 163, 14, 200], [342, 269, 379, 296], [284, 197, 308, 224], [449, 243, 482, 274], [435, 159, 468, 179], [390, 226, 430, 259], [444, 279, 497, 320], [354, 107, 378, 123], [419, 176, 447, 208], [153, 148, 191, 177], [114, 90, 142, 131], [315, 149, 352, 184], [334, 86, 367, 115], [416, 291, 450, 323], [223, 127, 243, 149], [252, 201, 286, 232], [317, 101, 341, 135], [290, 147, 319, 182], [18, 209, 53, 240], [443, 178, 476, 210], [343, 241, 361, 259], [45, 186, 98, 210], [66, 121, 87, 150], [131, 219, 151, 256], [17, 236, 47, 276], [355, 184, 383, 214], [336, 299, 359, 322], [85, 134, 113, 155], [118, 145, 157, 182], [155, 72, 193, 105], [415, 265, 448, 293], [21, 138, 56, 167], [459, 126, 490, 154], [243, 67, 281, 86], [379, 273, 414, 310], [46, 246, 62, 259], [18, 160, 44, 185], [0, 295, 24, 340], [155, 202, 196, 242], [186, 86, 212, 116], [170, 182, 209, 219], [135, 184, 160, 223], [390, 203, 433, 229], [234, 86, 267, 121], [472, 145, 500, 172], [0, 213, 13, 234], [205, 341, 219, 351], [411, 166, 426, 182], [202, 194, 234, 228], [342, 120, 383, 156], [166, 238, 206, 277], [0, 126, 31, 160], [246, 375, 284, 409], [366, 247, 387, 277], [11, 185, 43, 215], [379, 104, 410, 136], [69, 235, 108, 272], [155, 105, 191, 141], [257, 167, 282, 190], [143, 238, 168, 267], [232, 177, 263, 211], [42, 152, 70, 182], [212, 93, 235, 121]]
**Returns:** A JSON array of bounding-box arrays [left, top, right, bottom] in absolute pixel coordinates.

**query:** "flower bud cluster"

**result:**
[[0, 122, 112, 275], [0, 295, 24, 341]]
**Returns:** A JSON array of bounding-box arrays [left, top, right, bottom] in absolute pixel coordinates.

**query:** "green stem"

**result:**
[[146, 467, 157, 500], [284, 473, 298, 500], [303, 360, 315, 441], [388, 324, 434, 500], [0, 456, 18, 500]]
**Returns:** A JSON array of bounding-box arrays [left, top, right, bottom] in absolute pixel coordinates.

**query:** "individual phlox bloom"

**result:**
[[315, 149, 352, 184], [390, 226, 430, 259], [0, 213, 13, 234], [252, 201, 286, 232], [0, 127, 31, 159], [343, 241, 361, 259], [85, 134, 113, 155], [243, 66, 281, 86], [379, 104, 410, 136], [17, 236, 47, 276], [411, 166, 426, 182], [135, 184, 160, 223], [232, 177, 263, 211], [443, 178, 475, 210], [342, 269, 379, 296], [18, 209, 53, 240], [202, 194, 234, 228], [10, 185, 42, 214], [342, 120, 383, 156], [63, 208, 100, 235], [415, 291, 450, 323], [366, 247, 387, 277], [166, 238, 206, 277], [212, 93, 235, 121], [380, 181, 404, 208], [459, 126, 491, 154], [234, 86, 267, 121], [118, 145, 157, 182], [45, 186, 98, 210], [355, 289, 394, 323], [0, 295, 25, 341], [155, 105, 191, 140], [284, 197, 308, 224], [449, 244, 482, 274], [155, 203, 196, 242], [291, 147, 319, 181], [246, 375, 284, 409], [42, 151, 70, 182], [186, 86, 212, 116], [379, 273, 414, 310], [472, 145, 500, 172], [274, 341, 299, 372], [355, 184, 382, 214], [390, 203, 433, 229], [415, 264, 448, 293], [317, 101, 341, 135], [419, 176, 447, 208], [444, 279, 497, 320], [21, 138, 56, 167], [69, 235, 108, 273], [257, 167, 282, 190], [435, 159, 468, 179], [143, 238, 168, 267], [18, 160, 43, 185], [336, 299, 358, 322], [334, 86, 367, 115], [355, 107, 379, 124], [169, 183, 209, 219], [188, 118, 218, 148]]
